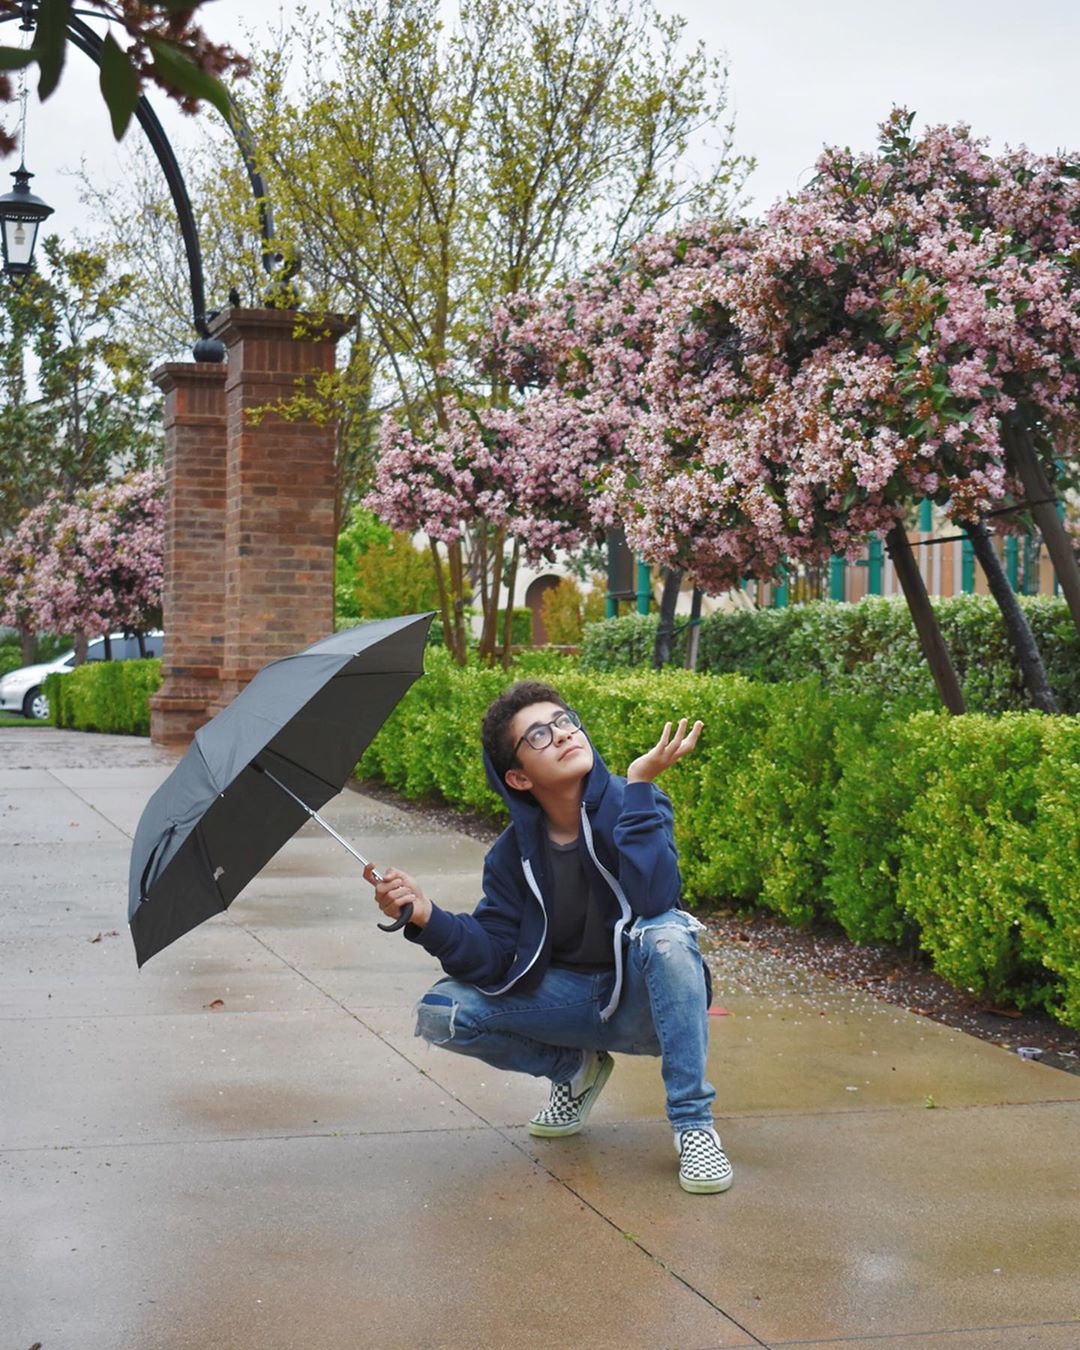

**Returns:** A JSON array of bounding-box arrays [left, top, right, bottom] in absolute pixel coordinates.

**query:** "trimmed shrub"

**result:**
[[45, 658, 162, 734], [825, 702, 939, 946], [895, 714, 1051, 1010], [580, 612, 689, 671], [1031, 718, 1080, 1028], [581, 594, 1080, 713]]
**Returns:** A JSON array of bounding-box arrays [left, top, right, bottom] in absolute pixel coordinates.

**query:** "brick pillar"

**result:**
[[149, 363, 228, 747], [207, 308, 351, 712]]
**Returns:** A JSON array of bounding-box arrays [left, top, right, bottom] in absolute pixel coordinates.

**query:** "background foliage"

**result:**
[[580, 594, 1080, 713]]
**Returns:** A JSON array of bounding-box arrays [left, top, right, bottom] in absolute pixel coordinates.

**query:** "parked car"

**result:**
[[0, 632, 164, 721]]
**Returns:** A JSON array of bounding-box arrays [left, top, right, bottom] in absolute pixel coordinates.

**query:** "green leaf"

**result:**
[[146, 37, 232, 121], [30, 0, 70, 101], [0, 47, 35, 71], [99, 33, 139, 141]]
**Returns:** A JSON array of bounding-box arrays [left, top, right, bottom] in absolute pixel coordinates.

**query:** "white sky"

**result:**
[[6, 1, 1079, 270]]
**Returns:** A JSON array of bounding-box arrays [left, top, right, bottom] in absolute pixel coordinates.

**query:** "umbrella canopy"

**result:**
[[128, 612, 434, 966]]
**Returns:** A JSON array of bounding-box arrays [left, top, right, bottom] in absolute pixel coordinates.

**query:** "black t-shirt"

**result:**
[[542, 833, 615, 973]]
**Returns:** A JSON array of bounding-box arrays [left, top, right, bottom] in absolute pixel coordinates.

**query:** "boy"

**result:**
[[371, 681, 732, 1194]]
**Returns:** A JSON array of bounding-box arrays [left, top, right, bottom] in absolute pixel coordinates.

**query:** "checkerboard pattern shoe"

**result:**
[[674, 1127, 734, 1193], [528, 1051, 614, 1137]]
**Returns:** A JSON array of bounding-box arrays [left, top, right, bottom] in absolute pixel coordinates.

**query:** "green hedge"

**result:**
[[359, 650, 1080, 1029], [581, 594, 1080, 714], [45, 658, 163, 734]]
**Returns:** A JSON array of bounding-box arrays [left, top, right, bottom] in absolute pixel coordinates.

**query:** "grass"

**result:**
[[0, 713, 48, 728]]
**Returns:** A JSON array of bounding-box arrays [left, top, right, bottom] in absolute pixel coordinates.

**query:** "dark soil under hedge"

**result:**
[[351, 778, 1080, 1077]]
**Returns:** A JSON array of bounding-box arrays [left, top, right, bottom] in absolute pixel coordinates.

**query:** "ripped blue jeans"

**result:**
[[414, 909, 716, 1131]]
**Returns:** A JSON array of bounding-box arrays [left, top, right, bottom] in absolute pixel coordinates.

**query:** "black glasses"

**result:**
[[513, 709, 582, 757]]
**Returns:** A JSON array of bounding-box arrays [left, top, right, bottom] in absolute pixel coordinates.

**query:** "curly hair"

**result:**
[[481, 680, 570, 786]]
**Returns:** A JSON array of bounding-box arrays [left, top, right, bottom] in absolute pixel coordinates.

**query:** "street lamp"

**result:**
[[0, 161, 53, 277], [0, 4, 294, 357]]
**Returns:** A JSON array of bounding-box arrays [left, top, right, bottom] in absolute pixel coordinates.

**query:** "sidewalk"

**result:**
[[2, 728, 1078, 1350]]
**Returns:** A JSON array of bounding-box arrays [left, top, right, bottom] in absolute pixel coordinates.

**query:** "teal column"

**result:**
[[919, 498, 933, 532], [1055, 494, 1064, 596], [606, 594, 618, 618], [772, 563, 789, 608], [867, 537, 884, 595], [1005, 535, 1019, 590], [961, 538, 976, 593], [1054, 458, 1065, 596], [829, 556, 846, 602], [1023, 536, 1042, 596], [636, 559, 651, 615]]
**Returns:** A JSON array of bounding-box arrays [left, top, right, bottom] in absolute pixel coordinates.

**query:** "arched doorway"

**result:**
[[525, 574, 561, 645]]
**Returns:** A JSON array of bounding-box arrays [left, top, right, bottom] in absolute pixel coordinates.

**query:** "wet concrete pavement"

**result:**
[[2, 728, 1079, 1349]]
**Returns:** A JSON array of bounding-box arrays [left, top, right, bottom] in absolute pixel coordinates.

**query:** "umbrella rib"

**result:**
[[260, 747, 343, 796]]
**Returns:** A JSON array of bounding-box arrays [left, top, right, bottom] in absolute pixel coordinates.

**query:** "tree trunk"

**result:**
[[447, 539, 469, 665], [428, 539, 456, 663], [652, 567, 684, 670], [963, 520, 1058, 713], [685, 587, 703, 670], [73, 631, 88, 667], [884, 524, 966, 714], [478, 526, 505, 664], [500, 537, 521, 670], [1002, 422, 1080, 636], [20, 628, 34, 666]]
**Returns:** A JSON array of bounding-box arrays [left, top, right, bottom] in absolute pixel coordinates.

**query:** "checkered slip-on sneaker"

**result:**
[[528, 1051, 614, 1137], [674, 1127, 734, 1194]]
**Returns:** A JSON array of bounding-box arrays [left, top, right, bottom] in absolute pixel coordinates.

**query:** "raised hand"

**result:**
[[626, 718, 704, 785]]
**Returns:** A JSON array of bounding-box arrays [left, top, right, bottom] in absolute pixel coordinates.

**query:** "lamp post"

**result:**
[[0, 161, 52, 276], [0, 4, 295, 361]]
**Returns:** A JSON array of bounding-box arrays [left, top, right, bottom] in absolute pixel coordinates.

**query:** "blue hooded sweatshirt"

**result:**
[[404, 736, 687, 1021]]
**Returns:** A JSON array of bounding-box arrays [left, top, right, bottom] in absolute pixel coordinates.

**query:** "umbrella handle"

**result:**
[[377, 901, 414, 932], [363, 861, 414, 932]]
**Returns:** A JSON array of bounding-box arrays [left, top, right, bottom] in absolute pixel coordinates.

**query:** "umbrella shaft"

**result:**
[[257, 765, 382, 881]]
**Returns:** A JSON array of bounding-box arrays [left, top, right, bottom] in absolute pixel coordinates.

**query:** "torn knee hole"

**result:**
[[415, 993, 458, 1044]]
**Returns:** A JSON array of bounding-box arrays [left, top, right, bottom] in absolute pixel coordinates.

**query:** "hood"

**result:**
[[483, 734, 612, 859], [0, 656, 68, 687]]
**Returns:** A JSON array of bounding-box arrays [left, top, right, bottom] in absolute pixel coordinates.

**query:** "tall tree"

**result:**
[[84, 0, 751, 657], [0, 235, 160, 534]]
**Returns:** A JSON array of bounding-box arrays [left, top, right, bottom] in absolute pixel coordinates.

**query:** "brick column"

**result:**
[[207, 308, 351, 712], [149, 363, 228, 747]]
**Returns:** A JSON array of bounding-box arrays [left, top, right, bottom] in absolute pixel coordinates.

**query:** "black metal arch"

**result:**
[[2, 4, 294, 361]]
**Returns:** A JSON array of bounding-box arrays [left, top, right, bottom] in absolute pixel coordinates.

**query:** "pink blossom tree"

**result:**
[[474, 222, 746, 664], [621, 110, 1080, 709], [0, 470, 163, 658], [366, 388, 622, 663]]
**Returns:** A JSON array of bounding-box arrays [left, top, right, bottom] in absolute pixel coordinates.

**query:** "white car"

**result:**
[[0, 632, 164, 721]]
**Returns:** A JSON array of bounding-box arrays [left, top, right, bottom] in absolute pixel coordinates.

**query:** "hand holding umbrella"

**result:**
[[371, 867, 432, 930]]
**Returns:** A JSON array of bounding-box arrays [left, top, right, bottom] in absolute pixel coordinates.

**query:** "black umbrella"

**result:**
[[128, 612, 434, 966]]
